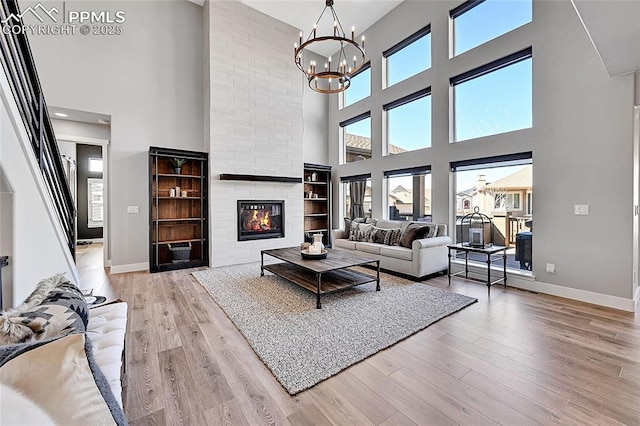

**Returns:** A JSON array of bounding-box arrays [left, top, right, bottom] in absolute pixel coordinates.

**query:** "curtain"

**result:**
[[349, 180, 366, 219]]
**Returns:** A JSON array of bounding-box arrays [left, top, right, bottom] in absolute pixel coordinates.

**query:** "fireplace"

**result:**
[[237, 200, 285, 241]]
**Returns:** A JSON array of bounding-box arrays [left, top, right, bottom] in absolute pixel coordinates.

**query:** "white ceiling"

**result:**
[[571, 0, 640, 77], [240, 1, 403, 56]]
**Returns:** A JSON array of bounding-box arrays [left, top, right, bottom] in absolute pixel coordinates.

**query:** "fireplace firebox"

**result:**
[[237, 200, 285, 241]]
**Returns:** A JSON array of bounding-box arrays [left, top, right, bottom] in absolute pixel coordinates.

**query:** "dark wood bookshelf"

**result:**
[[303, 163, 331, 247], [149, 147, 209, 273]]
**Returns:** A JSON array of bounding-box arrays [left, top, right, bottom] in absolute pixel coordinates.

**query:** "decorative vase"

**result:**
[[313, 233, 324, 251], [311, 172, 318, 181]]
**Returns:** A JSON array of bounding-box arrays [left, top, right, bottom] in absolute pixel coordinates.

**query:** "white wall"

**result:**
[[303, 51, 329, 165], [207, 1, 304, 266], [328, 0, 635, 305], [25, 0, 204, 272], [0, 82, 78, 306]]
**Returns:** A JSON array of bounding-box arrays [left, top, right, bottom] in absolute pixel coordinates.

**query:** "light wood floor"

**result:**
[[83, 245, 640, 425]]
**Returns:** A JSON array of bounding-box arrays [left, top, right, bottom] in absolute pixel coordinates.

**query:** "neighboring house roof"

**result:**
[[391, 185, 409, 193], [457, 187, 476, 197], [480, 166, 532, 191], [346, 134, 407, 155]]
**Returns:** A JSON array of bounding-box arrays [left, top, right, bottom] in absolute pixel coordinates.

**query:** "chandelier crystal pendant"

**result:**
[[294, 0, 366, 94]]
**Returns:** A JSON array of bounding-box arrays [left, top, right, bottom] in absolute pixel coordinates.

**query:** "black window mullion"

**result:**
[[383, 87, 431, 111], [384, 166, 431, 178], [339, 111, 371, 128], [340, 173, 372, 183], [450, 47, 532, 86], [450, 152, 533, 172], [383, 25, 431, 58], [450, 0, 486, 19]]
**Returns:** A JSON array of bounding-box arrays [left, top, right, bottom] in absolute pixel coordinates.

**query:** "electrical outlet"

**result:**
[[574, 204, 589, 215], [546, 263, 556, 274], [127, 206, 139, 214]]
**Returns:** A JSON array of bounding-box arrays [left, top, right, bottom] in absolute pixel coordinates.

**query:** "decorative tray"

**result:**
[[301, 249, 328, 259]]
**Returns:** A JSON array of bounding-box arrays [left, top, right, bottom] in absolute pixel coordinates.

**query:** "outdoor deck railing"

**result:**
[[0, 0, 75, 258]]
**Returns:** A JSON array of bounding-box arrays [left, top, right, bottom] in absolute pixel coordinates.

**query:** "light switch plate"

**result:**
[[574, 204, 589, 215], [127, 206, 139, 214]]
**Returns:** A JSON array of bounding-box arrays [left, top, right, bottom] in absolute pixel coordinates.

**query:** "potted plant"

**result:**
[[169, 157, 186, 174]]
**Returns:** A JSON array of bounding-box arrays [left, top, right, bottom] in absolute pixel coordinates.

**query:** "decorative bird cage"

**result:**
[[460, 206, 493, 248]]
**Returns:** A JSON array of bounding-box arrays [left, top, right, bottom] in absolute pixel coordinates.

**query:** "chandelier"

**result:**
[[294, 0, 366, 94]]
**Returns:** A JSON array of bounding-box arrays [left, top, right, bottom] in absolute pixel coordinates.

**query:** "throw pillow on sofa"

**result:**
[[369, 226, 402, 246], [349, 222, 374, 242], [0, 274, 88, 345], [400, 223, 430, 248]]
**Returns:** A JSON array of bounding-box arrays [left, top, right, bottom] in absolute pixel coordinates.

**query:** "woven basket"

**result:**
[[168, 242, 191, 263]]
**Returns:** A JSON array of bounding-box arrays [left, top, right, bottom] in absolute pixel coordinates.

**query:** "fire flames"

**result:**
[[244, 209, 273, 231]]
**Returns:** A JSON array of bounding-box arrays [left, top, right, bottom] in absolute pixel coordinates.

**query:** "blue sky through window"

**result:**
[[387, 33, 431, 87], [387, 96, 431, 153], [455, 58, 532, 142], [345, 117, 370, 138], [454, 0, 532, 55], [345, 67, 370, 107]]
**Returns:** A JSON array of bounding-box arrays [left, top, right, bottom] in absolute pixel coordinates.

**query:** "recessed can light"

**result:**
[[54, 112, 68, 117]]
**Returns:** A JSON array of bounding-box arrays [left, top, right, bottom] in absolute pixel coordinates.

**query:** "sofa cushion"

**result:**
[[399, 224, 430, 248], [369, 226, 402, 246], [380, 245, 413, 261], [334, 239, 357, 250], [374, 219, 405, 230], [355, 242, 382, 255], [0, 333, 127, 425], [86, 302, 128, 409], [349, 222, 374, 242], [0, 275, 88, 345]]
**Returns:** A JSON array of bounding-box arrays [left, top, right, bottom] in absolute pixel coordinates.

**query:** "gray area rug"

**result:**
[[192, 263, 477, 394]]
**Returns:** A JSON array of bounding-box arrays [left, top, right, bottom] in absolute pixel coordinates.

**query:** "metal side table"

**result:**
[[447, 244, 507, 295]]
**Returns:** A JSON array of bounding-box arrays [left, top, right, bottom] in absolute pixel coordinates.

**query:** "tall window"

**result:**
[[384, 26, 431, 87], [342, 175, 372, 219], [451, 48, 532, 142], [452, 152, 533, 272], [87, 178, 104, 228], [384, 88, 431, 154], [451, 0, 532, 56], [340, 112, 372, 164], [343, 63, 371, 108], [385, 167, 432, 221]]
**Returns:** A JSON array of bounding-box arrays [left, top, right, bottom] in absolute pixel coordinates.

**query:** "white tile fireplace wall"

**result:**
[[207, 1, 304, 267]]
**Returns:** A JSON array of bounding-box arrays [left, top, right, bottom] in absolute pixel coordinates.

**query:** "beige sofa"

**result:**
[[332, 219, 451, 279]]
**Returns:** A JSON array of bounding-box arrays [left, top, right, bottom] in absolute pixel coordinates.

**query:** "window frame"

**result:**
[[383, 88, 432, 155], [383, 25, 431, 88], [342, 62, 371, 109], [450, 47, 533, 142], [450, 0, 532, 56], [384, 166, 432, 221], [341, 174, 373, 220], [88, 157, 103, 173], [87, 177, 104, 228], [340, 111, 372, 164]]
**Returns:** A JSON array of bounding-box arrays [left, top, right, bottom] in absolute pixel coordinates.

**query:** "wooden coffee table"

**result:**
[[260, 247, 380, 309]]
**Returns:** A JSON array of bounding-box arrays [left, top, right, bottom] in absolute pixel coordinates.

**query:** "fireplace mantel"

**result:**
[[220, 174, 302, 184]]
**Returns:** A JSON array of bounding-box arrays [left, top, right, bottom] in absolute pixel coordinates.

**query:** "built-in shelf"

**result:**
[[303, 163, 331, 247], [220, 173, 302, 183], [150, 146, 209, 273], [156, 173, 202, 178]]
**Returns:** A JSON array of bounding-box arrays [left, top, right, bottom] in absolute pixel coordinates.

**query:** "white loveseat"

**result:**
[[332, 219, 452, 279]]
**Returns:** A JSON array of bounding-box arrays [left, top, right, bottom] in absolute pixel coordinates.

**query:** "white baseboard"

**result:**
[[453, 261, 636, 312], [508, 277, 636, 312], [110, 262, 148, 274]]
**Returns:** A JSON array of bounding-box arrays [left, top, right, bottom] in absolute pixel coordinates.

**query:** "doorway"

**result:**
[[49, 106, 111, 284]]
